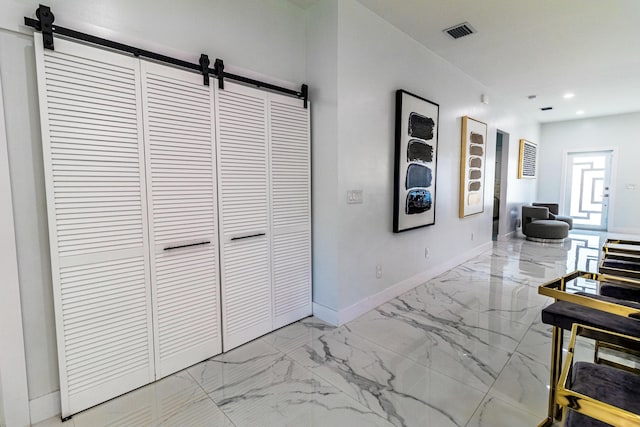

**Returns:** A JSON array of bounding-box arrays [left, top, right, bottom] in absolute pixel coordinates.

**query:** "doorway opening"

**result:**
[[562, 149, 614, 231], [493, 130, 509, 240]]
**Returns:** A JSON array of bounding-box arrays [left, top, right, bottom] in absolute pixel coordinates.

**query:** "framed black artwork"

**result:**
[[393, 90, 439, 232], [518, 139, 537, 179]]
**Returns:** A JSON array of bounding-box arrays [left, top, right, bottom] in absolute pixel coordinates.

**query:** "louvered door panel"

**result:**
[[141, 61, 221, 377], [34, 37, 154, 418], [216, 82, 272, 351], [269, 97, 312, 329]]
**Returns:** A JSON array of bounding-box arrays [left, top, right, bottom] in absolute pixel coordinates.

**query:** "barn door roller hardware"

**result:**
[[24, 4, 309, 106]]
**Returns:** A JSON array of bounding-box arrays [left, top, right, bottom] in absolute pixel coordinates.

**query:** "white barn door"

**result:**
[[140, 61, 222, 377], [268, 95, 312, 329], [215, 82, 273, 351], [34, 37, 154, 417]]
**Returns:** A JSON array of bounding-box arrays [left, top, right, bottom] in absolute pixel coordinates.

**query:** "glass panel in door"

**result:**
[[564, 151, 612, 230]]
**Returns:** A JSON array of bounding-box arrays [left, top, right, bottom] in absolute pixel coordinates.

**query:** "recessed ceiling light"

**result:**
[[576, 110, 585, 115], [563, 93, 575, 99]]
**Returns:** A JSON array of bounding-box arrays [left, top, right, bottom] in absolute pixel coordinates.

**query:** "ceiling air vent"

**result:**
[[540, 107, 553, 111], [443, 22, 476, 39]]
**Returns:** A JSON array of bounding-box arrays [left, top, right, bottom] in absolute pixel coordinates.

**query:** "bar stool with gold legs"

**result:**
[[556, 324, 640, 426], [537, 271, 640, 427], [600, 238, 640, 282]]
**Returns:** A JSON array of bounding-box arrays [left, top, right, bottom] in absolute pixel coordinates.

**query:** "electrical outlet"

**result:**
[[347, 190, 364, 204], [376, 264, 382, 279], [424, 247, 430, 259]]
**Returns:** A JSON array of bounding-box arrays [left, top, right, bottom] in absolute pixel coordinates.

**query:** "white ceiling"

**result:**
[[295, 0, 640, 123]]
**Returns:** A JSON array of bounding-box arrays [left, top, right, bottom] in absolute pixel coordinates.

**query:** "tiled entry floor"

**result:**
[[37, 231, 614, 427]]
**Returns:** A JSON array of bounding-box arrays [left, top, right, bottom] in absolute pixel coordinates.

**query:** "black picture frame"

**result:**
[[393, 90, 439, 233]]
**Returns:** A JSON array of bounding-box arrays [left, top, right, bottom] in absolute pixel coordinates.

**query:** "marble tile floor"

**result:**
[[36, 230, 628, 427]]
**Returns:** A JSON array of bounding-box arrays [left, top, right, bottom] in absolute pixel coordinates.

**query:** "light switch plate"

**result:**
[[347, 190, 363, 204]]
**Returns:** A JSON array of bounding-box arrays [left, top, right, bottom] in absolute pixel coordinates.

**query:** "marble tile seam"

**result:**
[[184, 366, 238, 427], [341, 321, 496, 398]]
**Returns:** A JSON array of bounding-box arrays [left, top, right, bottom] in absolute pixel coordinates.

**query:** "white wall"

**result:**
[[0, 71, 31, 427], [306, 0, 340, 310], [0, 372, 4, 426], [308, 0, 539, 317], [539, 112, 640, 233], [0, 0, 307, 408]]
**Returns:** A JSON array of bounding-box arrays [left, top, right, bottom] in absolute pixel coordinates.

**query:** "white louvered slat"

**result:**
[[34, 37, 154, 418], [141, 61, 221, 378], [269, 96, 312, 329], [216, 83, 273, 351]]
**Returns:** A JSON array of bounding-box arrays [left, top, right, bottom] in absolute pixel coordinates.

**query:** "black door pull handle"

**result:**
[[231, 233, 265, 241], [164, 241, 211, 251]]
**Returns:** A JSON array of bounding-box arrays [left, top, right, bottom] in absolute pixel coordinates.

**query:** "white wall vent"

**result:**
[[443, 22, 476, 39]]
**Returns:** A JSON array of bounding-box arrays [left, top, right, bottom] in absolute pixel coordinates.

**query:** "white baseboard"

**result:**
[[29, 391, 60, 424], [311, 302, 338, 326], [312, 241, 494, 326]]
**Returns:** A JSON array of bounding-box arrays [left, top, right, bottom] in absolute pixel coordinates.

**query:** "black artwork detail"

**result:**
[[470, 132, 484, 145], [406, 189, 432, 214], [408, 112, 434, 140], [469, 181, 481, 191], [470, 145, 484, 156], [470, 157, 482, 168], [521, 142, 537, 177], [407, 140, 433, 163], [470, 170, 482, 179], [406, 164, 432, 189]]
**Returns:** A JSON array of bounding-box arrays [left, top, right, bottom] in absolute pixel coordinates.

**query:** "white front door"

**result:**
[[563, 150, 613, 230]]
